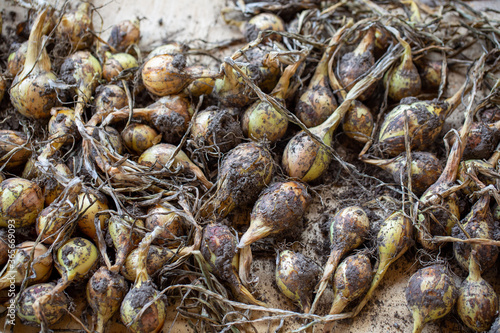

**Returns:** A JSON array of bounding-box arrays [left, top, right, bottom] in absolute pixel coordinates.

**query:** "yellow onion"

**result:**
[[0, 241, 52, 289], [385, 36, 421, 101], [201, 223, 267, 306], [94, 84, 128, 114], [142, 54, 216, 96], [7, 41, 28, 77], [190, 106, 242, 154], [10, 9, 58, 119], [406, 265, 458, 333], [0, 177, 44, 228], [103, 52, 138, 82], [338, 28, 376, 101], [342, 100, 374, 143], [144, 42, 186, 62], [87, 266, 128, 333], [295, 24, 350, 127], [201, 142, 274, 218], [361, 151, 443, 196], [139, 143, 213, 189], [17, 283, 69, 326], [377, 83, 468, 156], [243, 13, 285, 42], [121, 123, 162, 155], [59, 50, 102, 103], [23, 160, 72, 206], [38, 107, 78, 162], [107, 19, 140, 52], [276, 250, 321, 313], [76, 191, 110, 242], [36, 178, 82, 244], [0, 130, 32, 170], [452, 193, 498, 272], [238, 181, 311, 248], [56, 2, 94, 50], [310, 206, 370, 314], [120, 226, 167, 333], [108, 215, 144, 272], [55, 237, 99, 284], [145, 201, 186, 246], [353, 211, 413, 316], [242, 53, 306, 143], [457, 251, 499, 332]]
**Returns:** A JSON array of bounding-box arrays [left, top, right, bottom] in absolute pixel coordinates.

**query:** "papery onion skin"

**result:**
[[0, 178, 44, 228]]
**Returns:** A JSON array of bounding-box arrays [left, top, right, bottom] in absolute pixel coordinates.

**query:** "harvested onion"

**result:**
[[121, 123, 161, 155], [56, 2, 94, 50], [17, 283, 69, 326], [0, 177, 44, 228]]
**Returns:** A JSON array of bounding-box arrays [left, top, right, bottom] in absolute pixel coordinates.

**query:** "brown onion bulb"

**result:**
[[87, 267, 128, 333], [275, 250, 321, 313], [0, 241, 53, 289], [145, 201, 186, 246], [17, 283, 69, 326], [108, 215, 144, 272], [56, 2, 94, 50], [342, 100, 374, 143], [201, 142, 274, 218], [121, 123, 161, 155], [213, 61, 262, 107], [94, 84, 128, 114], [462, 121, 500, 160], [121, 245, 179, 281], [185, 65, 216, 97], [0, 177, 44, 228], [243, 13, 285, 42], [0, 130, 32, 170], [107, 19, 140, 52], [238, 181, 311, 248], [7, 41, 28, 77]]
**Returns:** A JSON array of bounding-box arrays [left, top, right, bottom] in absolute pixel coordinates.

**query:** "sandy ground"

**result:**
[[0, 0, 499, 332]]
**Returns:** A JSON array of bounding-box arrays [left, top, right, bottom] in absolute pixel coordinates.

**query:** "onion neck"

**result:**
[[468, 251, 481, 282], [20, 9, 50, 79], [353, 28, 375, 57], [271, 52, 305, 100]]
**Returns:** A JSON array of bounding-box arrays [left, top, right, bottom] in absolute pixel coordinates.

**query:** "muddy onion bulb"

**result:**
[[275, 250, 321, 313], [56, 2, 94, 50], [103, 52, 139, 82], [121, 123, 162, 155], [0, 130, 32, 170], [0, 177, 44, 228], [17, 283, 69, 326], [107, 19, 140, 52], [406, 265, 458, 333]]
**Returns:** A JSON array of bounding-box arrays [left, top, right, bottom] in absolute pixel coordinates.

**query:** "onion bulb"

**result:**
[[139, 143, 213, 189], [0, 177, 44, 228], [0, 241, 52, 289], [201, 223, 267, 306], [353, 211, 413, 316], [0, 130, 32, 170], [17, 283, 69, 326], [238, 181, 311, 248], [108, 215, 144, 272], [310, 206, 370, 314], [87, 267, 128, 333], [342, 100, 374, 143], [361, 151, 443, 196], [275, 250, 321, 313], [462, 121, 500, 160], [457, 251, 499, 332], [10, 9, 58, 119], [145, 201, 186, 246], [56, 2, 94, 50], [76, 191, 110, 242], [121, 123, 162, 155], [212, 61, 262, 107], [7, 41, 28, 77], [406, 265, 458, 333], [103, 52, 138, 82], [243, 13, 285, 42], [107, 19, 140, 52], [201, 142, 274, 218]]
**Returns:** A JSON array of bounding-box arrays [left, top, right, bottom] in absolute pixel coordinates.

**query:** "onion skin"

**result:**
[[202, 142, 274, 218], [238, 181, 311, 248], [55, 237, 100, 284], [121, 123, 161, 155], [7, 41, 28, 77], [310, 206, 370, 314], [76, 191, 110, 242], [0, 130, 32, 170], [406, 265, 458, 333], [145, 202, 185, 246], [452, 194, 498, 272], [87, 267, 128, 333], [462, 121, 500, 160], [342, 101, 374, 143], [275, 250, 321, 313], [0, 177, 44, 228], [16, 283, 69, 326], [457, 252, 499, 332], [385, 38, 421, 101], [243, 13, 285, 42], [142, 54, 195, 96]]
